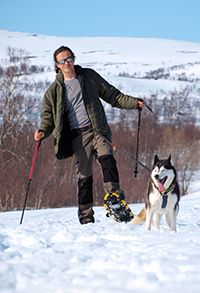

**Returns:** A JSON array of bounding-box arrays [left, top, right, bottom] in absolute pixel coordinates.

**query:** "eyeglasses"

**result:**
[[56, 56, 74, 64]]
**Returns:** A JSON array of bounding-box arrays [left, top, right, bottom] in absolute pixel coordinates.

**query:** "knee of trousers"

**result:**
[[98, 154, 119, 183], [78, 175, 93, 205]]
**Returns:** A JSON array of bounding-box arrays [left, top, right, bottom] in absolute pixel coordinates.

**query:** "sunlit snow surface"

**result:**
[[0, 191, 200, 293]]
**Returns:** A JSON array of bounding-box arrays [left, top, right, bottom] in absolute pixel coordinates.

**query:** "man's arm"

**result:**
[[95, 71, 143, 110]]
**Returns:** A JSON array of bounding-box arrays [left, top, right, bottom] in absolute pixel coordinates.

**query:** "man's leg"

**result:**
[[94, 134, 125, 199], [72, 129, 95, 224], [94, 134, 134, 223], [78, 176, 94, 224]]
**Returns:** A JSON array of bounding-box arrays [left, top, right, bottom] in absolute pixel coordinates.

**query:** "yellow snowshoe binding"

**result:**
[[104, 192, 134, 223]]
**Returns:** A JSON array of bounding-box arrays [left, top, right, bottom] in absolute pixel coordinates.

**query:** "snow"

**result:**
[[1, 187, 200, 292], [1, 30, 200, 292]]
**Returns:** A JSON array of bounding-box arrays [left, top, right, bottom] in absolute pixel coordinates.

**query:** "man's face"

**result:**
[[56, 50, 75, 77]]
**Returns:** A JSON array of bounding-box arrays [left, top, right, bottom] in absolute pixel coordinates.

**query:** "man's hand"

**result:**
[[34, 130, 45, 141], [137, 100, 145, 110]]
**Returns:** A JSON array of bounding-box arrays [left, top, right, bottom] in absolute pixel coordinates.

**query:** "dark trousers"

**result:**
[[71, 128, 124, 224]]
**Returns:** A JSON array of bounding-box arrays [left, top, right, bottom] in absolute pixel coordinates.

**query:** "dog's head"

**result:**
[[151, 154, 176, 193]]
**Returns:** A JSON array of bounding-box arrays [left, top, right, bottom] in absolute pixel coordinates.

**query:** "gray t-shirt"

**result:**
[[64, 77, 91, 130]]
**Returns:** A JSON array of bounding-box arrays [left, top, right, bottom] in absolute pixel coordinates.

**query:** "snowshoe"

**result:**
[[104, 192, 134, 223]]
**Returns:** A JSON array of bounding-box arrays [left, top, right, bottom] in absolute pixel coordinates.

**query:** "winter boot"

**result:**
[[78, 203, 95, 224]]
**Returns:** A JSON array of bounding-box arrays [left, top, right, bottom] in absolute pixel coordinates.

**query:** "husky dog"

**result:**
[[129, 155, 180, 232]]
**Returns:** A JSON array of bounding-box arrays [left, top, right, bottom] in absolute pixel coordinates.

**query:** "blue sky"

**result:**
[[1, 0, 200, 43]]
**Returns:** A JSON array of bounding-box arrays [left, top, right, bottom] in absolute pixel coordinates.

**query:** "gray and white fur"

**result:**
[[129, 155, 180, 232]]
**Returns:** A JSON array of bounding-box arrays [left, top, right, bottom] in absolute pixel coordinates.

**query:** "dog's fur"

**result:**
[[129, 155, 180, 232]]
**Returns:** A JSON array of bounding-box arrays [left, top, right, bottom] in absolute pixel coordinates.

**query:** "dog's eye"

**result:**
[[154, 167, 159, 172]]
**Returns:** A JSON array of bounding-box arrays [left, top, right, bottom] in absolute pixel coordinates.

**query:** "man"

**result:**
[[35, 45, 144, 224]]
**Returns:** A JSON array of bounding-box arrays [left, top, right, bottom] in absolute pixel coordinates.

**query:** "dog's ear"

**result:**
[[167, 154, 171, 164], [154, 154, 159, 164]]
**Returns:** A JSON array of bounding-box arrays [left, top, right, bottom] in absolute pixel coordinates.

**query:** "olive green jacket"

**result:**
[[40, 65, 139, 159]]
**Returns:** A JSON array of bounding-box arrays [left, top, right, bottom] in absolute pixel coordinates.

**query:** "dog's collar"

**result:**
[[163, 182, 175, 195], [154, 183, 175, 208]]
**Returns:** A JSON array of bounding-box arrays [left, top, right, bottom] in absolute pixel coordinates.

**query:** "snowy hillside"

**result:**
[[0, 187, 200, 293], [1, 30, 200, 293], [0, 29, 200, 98]]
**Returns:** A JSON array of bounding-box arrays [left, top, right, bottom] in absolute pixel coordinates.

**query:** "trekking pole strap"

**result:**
[[137, 98, 153, 114], [144, 102, 153, 113]]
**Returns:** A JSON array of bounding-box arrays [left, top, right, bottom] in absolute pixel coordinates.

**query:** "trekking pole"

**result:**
[[93, 129, 151, 173], [20, 140, 40, 225], [134, 108, 142, 178]]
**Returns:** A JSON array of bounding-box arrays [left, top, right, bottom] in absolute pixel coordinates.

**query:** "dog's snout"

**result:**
[[155, 174, 159, 180]]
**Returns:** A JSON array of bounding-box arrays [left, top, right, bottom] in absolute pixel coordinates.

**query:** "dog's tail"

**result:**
[[129, 207, 146, 225]]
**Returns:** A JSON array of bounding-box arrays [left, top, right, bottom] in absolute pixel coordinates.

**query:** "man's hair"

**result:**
[[53, 46, 76, 73]]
